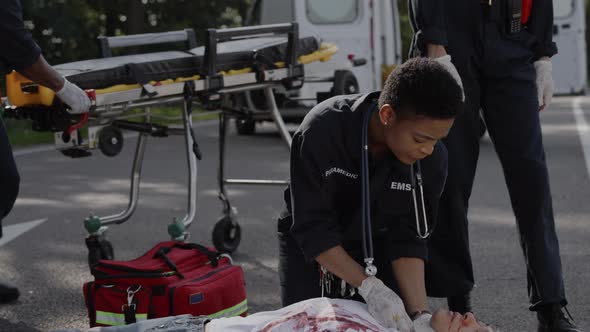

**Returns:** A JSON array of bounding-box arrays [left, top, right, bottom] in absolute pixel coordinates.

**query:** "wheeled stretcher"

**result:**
[[2, 23, 338, 266]]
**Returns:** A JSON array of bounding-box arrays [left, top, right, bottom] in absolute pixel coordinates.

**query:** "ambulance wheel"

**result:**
[[331, 70, 359, 96], [235, 117, 256, 136], [99, 126, 124, 157], [212, 215, 241, 253]]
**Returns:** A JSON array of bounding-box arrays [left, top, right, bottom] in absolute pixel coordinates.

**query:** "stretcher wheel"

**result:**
[[212, 215, 241, 253], [86, 235, 115, 269], [98, 126, 124, 157], [235, 117, 256, 135], [331, 70, 359, 96]]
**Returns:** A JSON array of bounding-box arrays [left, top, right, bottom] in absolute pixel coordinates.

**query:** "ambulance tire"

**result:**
[[212, 215, 242, 253], [332, 70, 359, 96], [235, 117, 256, 135]]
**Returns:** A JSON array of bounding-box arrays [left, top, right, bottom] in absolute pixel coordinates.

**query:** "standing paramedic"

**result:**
[[0, 0, 91, 303], [409, 0, 580, 330], [277, 58, 463, 331]]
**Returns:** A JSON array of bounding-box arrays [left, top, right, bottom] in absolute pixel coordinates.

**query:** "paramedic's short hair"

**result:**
[[378, 57, 463, 120]]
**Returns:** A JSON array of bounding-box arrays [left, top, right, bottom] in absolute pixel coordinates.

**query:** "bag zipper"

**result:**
[[94, 262, 165, 274], [94, 271, 178, 280]]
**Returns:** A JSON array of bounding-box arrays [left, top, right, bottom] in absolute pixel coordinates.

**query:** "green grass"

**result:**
[[3, 105, 219, 148], [4, 118, 54, 147]]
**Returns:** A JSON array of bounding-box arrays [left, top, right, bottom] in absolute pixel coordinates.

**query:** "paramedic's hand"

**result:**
[[358, 276, 412, 332], [55, 78, 92, 114], [534, 58, 554, 112], [412, 313, 436, 332], [434, 55, 465, 101]]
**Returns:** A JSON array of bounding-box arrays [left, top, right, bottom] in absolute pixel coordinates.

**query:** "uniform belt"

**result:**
[[481, 0, 522, 34]]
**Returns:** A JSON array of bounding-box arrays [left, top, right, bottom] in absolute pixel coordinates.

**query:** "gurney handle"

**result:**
[[203, 23, 299, 79]]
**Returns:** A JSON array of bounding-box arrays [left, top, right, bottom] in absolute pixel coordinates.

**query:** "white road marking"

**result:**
[[572, 97, 590, 179], [0, 218, 47, 247]]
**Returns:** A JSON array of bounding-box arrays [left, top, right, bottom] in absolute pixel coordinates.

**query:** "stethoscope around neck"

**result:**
[[361, 105, 432, 277]]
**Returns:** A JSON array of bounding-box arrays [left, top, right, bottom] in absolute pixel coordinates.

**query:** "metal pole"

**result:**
[[264, 86, 292, 149], [180, 84, 198, 228], [99, 133, 147, 226]]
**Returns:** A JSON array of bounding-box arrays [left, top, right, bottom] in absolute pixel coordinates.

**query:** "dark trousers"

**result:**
[[278, 230, 401, 307], [425, 21, 566, 310], [0, 116, 20, 237]]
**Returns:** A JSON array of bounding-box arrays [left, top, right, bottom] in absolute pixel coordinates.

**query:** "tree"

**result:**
[[21, 0, 253, 64]]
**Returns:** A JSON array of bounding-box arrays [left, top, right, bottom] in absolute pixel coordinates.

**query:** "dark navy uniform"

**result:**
[[278, 92, 448, 306], [0, 0, 39, 235], [409, 0, 566, 311]]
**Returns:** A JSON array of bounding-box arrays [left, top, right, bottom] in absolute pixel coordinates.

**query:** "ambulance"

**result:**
[[238, 0, 586, 134]]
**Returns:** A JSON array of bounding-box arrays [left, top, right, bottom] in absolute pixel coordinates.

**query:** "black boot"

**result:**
[[447, 292, 472, 314], [537, 304, 580, 332], [0, 280, 19, 303]]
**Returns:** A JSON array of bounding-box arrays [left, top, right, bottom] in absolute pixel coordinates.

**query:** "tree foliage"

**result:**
[[21, 0, 254, 64]]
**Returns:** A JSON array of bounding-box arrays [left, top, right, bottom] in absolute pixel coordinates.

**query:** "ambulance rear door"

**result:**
[[552, 0, 587, 94]]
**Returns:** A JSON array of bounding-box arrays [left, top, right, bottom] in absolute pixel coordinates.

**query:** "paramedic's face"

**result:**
[[430, 309, 493, 332], [382, 105, 454, 165]]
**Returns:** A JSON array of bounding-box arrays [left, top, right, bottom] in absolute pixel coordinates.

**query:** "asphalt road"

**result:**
[[0, 96, 589, 331]]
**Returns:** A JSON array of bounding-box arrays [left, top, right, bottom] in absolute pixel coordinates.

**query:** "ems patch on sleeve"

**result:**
[[189, 292, 204, 304]]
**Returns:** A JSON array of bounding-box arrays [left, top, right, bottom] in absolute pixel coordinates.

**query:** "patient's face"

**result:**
[[430, 309, 493, 332]]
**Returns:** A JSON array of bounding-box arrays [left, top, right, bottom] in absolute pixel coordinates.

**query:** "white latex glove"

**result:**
[[412, 313, 436, 332], [534, 59, 554, 111], [434, 55, 465, 101], [55, 78, 92, 114], [358, 276, 412, 332]]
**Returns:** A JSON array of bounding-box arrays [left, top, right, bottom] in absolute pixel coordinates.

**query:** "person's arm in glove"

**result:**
[[424, 44, 464, 101], [412, 312, 436, 332], [316, 247, 412, 331], [18, 54, 91, 114], [534, 57, 553, 112]]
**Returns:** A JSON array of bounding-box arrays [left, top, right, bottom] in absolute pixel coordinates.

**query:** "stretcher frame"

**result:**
[[89, 23, 311, 259], [3, 23, 337, 262]]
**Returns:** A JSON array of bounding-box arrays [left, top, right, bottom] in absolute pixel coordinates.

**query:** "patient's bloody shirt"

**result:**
[[207, 298, 395, 332]]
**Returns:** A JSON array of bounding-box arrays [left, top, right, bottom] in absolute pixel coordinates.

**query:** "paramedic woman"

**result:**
[[0, 0, 91, 303], [278, 58, 463, 331]]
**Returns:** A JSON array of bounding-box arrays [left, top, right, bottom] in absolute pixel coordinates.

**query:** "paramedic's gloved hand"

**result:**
[[358, 276, 412, 332], [412, 313, 436, 332], [434, 55, 465, 101], [534, 58, 554, 112], [55, 78, 92, 114]]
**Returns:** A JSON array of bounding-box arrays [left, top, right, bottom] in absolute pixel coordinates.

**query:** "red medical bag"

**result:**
[[83, 241, 247, 327]]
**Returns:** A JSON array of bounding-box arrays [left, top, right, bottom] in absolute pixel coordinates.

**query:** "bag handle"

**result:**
[[172, 243, 220, 267], [154, 247, 184, 279], [153, 243, 220, 277]]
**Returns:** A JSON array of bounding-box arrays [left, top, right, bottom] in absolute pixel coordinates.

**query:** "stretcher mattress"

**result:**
[[55, 37, 320, 90]]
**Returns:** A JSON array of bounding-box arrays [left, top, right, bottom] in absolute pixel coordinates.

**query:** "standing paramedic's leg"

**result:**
[[481, 24, 578, 331], [424, 42, 483, 314], [0, 116, 21, 303]]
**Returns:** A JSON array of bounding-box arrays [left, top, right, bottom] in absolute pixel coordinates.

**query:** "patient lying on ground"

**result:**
[[207, 297, 492, 332], [84, 297, 492, 332]]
